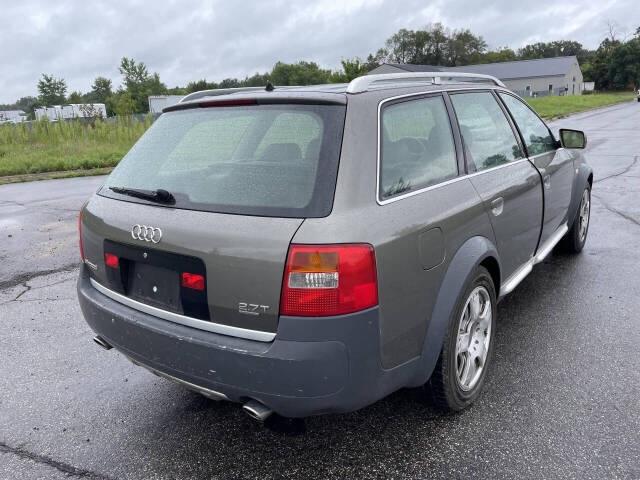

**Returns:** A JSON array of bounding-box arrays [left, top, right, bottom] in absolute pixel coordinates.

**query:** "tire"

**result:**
[[560, 184, 591, 254], [428, 266, 497, 412]]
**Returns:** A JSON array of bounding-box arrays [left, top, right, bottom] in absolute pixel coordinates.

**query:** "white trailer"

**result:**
[[36, 106, 62, 121], [0, 110, 27, 124], [61, 104, 107, 119], [36, 104, 106, 121], [148, 95, 184, 114]]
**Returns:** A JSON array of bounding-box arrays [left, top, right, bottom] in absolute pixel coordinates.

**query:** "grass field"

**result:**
[[0, 91, 636, 182], [0, 116, 152, 178], [525, 91, 636, 119]]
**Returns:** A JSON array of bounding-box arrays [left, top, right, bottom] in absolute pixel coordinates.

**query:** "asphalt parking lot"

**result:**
[[1, 101, 639, 480]]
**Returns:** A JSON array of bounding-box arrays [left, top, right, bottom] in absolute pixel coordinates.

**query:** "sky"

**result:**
[[1, 0, 637, 103]]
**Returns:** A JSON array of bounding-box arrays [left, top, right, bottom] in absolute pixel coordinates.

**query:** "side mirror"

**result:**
[[559, 129, 586, 149]]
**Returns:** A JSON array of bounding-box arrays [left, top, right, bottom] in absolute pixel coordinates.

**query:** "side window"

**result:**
[[380, 96, 457, 200], [499, 93, 557, 156], [450, 92, 524, 172]]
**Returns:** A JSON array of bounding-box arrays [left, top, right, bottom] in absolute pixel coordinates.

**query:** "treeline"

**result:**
[[3, 23, 639, 118], [365, 23, 640, 91], [2, 57, 368, 119]]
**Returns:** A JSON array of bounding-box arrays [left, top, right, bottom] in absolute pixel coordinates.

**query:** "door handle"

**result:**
[[490, 197, 504, 216], [543, 174, 551, 189]]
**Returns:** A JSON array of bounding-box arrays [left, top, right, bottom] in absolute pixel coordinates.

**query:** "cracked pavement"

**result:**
[[1, 102, 639, 479]]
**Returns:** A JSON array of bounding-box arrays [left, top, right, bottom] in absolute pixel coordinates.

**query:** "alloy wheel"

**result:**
[[579, 189, 590, 244], [455, 286, 492, 391]]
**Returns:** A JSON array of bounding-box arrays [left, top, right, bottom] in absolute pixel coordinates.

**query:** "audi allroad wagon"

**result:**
[[78, 72, 592, 421]]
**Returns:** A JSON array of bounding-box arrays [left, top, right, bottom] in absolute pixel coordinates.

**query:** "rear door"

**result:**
[[449, 91, 543, 280], [498, 92, 573, 245], [81, 99, 346, 337]]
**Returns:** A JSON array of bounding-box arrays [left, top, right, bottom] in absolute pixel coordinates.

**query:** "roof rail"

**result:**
[[346, 72, 506, 93], [179, 87, 269, 103]]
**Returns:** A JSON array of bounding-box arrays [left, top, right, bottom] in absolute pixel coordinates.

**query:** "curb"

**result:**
[[0, 167, 114, 185]]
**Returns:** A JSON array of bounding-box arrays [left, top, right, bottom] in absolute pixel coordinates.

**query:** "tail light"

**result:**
[[78, 211, 85, 262], [280, 244, 378, 316]]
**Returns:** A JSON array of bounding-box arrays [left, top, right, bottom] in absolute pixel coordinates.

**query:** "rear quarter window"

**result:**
[[379, 96, 458, 200]]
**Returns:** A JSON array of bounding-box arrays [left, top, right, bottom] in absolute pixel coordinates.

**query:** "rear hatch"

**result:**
[[81, 97, 346, 337]]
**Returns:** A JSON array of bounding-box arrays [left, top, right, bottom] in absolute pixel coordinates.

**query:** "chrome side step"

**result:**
[[500, 223, 568, 297], [500, 261, 533, 296], [534, 223, 569, 264]]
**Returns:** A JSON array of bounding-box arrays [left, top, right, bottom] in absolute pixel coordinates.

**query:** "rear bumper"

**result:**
[[77, 265, 418, 417]]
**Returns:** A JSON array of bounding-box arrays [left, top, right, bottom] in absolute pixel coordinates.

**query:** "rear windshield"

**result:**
[[100, 103, 346, 217]]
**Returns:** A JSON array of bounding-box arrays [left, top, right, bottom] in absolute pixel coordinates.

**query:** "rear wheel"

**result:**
[[428, 266, 496, 411], [560, 185, 591, 253]]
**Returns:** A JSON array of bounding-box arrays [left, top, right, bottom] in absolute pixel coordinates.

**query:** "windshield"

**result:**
[[100, 103, 346, 217]]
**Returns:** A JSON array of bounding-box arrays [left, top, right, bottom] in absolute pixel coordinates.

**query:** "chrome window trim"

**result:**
[[89, 278, 276, 342], [376, 87, 527, 206]]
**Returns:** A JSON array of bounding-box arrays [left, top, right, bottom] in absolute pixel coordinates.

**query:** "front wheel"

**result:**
[[428, 266, 496, 411], [560, 185, 591, 253]]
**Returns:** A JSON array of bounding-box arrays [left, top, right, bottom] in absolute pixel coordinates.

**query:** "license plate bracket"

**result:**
[[128, 262, 182, 313]]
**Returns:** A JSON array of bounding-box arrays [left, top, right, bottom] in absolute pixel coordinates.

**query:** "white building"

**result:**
[[148, 95, 184, 114], [369, 56, 584, 97]]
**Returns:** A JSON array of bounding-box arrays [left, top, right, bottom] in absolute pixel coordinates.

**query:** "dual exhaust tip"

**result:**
[[93, 335, 112, 350], [242, 399, 273, 422], [93, 335, 273, 422]]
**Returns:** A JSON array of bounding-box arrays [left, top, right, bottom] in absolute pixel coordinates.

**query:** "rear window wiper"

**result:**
[[109, 186, 176, 205]]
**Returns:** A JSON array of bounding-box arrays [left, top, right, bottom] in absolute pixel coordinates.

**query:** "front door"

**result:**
[[499, 92, 574, 245], [449, 91, 543, 280]]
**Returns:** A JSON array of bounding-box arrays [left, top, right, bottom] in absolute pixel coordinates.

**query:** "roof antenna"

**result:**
[[265, 80, 274, 92]]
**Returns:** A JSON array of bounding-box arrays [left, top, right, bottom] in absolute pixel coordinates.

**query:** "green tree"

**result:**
[[365, 48, 389, 71], [118, 57, 167, 113], [385, 28, 416, 64], [89, 77, 113, 103], [14, 96, 40, 119], [517, 40, 592, 64], [591, 38, 622, 89], [424, 23, 449, 66], [67, 91, 84, 103], [113, 91, 136, 116], [329, 58, 368, 82], [37, 73, 67, 105], [475, 47, 517, 64], [270, 61, 331, 85], [445, 29, 487, 65], [218, 78, 241, 88], [242, 72, 271, 87], [186, 79, 218, 93], [607, 37, 640, 89], [167, 86, 188, 95], [371, 23, 485, 67]]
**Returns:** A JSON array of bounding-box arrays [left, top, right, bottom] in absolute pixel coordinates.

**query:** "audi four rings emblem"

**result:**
[[131, 225, 162, 243]]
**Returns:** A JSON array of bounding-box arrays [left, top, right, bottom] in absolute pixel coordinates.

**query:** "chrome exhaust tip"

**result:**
[[242, 400, 273, 422], [93, 335, 112, 350]]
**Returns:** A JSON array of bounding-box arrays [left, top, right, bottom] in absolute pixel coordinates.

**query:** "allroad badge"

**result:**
[[131, 224, 162, 243]]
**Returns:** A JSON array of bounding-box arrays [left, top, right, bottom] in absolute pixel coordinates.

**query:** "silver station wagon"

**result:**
[[78, 72, 592, 421]]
